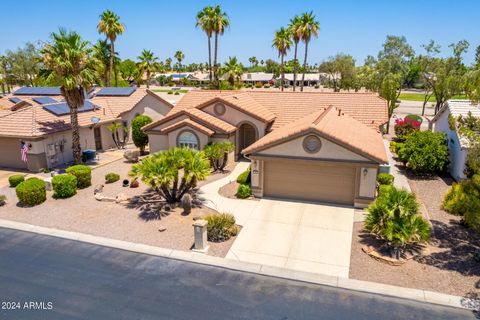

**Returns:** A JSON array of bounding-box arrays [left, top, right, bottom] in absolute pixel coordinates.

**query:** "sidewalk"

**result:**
[[383, 139, 411, 191]]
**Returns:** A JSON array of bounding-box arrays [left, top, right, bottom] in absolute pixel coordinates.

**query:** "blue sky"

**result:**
[[1, 0, 479, 66]]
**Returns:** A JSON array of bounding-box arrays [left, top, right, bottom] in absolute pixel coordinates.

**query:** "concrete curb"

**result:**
[[0, 218, 475, 311]]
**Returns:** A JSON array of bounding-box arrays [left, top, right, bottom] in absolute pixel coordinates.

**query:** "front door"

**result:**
[[94, 127, 102, 150], [237, 123, 257, 159]]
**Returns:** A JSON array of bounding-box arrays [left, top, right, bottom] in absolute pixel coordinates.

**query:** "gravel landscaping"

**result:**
[[350, 173, 480, 297], [0, 159, 238, 257]]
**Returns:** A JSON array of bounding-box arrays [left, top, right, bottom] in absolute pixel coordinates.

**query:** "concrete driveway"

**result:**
[[200, 163, 355, 278]]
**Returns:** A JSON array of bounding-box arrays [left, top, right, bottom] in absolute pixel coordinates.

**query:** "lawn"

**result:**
[[399, 93, 467, 102], [151, 89, 189, 93]]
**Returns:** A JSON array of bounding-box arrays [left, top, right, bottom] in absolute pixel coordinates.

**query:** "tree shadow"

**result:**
[[124, 190, 172, 221], [357, 229, 424, 260]]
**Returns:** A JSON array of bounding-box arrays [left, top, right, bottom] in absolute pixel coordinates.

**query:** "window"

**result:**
[[178, 131, 199, 149], [303, 135, 322, 153]]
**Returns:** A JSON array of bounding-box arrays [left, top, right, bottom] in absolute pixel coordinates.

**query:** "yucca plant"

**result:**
[[365, 186, 430, 259]]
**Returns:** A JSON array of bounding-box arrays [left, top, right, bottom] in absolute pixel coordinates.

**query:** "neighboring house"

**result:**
[[0, 86, 173, 171], [241, 73, 275, 85], [430, 100, 480, 181], [283, 73, 338, 87], [143, 90, 388, 207]]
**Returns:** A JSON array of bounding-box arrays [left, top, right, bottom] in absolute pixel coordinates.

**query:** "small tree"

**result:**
[[131, 115, 152, 154], [365, 186, 430, 259], [107, 122, 129, 149], [380, 73, 401, 134], [203, 141, 235, 172]]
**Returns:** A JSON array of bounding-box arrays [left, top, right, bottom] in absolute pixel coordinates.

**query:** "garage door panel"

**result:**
[[264, 160, 356, 205]]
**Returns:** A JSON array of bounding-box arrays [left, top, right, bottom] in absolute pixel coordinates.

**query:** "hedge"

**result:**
[[9, 174, 25, 187], [236, 168, 251, 185], [15, 178, 46, 206], [66, 165, 92, 189], [52, 174, 77, 199], [377, 173, 394, 186]]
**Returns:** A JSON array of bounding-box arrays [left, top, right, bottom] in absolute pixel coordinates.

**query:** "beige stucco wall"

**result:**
[[148, 133, 169, 152], [256, 135, 369, 162], [0, 137, 29, 170], [358, 167, 378, 198]]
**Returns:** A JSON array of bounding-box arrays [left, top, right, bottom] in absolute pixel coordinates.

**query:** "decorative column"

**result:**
[[192, 219, 209, 253]]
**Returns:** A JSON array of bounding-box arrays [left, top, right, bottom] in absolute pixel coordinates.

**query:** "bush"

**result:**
[[131, 115, 153, 153], [15, 178, 46, 206], [236, 168, 251, 185], [377, 173, 394, 186], [204, 212, 238, 242], [465, 144, 480, 178], [174, 91, 180, 95], [442, 180, 480, 216], [66, 165, 92, 189], [236, 184, 252, 199], [255, 82, 263, 88], [263, 84, 270, 88], [0, 195, 6, 206], [314, 85, 320, 89], [167, 91, 173, 94], [400, 131, 449, 173], [105, 172, 120, 183], [378, 184, 394, 195], [52, 174, 77, 199], [389, 141, 397, 153], [9, 174, 25, 187], [465, 210, 480, 233], [394, 117, 420, 141]]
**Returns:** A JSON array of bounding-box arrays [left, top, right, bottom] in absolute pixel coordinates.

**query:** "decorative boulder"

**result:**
[[124, 150, 140, 163], [94, 184, 104, 195]]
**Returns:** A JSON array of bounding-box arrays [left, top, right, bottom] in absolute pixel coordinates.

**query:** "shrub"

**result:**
[[442, 180, 480, 216], [377, 173, 394, 186], [236, 168, 251, 185], [394, 117, 420, 140], [389, 141, 397, 153], [15, 178, 46, 206], [132, 115, 153, 154], [263, 84, 270, 88], [203, 141, 235, 172], [365, 186, 430, 257], [255, 82, 263, 88], [236, 184, 252, 199], [167, 91, 173, 94], [0, 195, 6, 206], [400, 131, 449, 173], [174, 91, 180, 95], [204, 212, 238, 242], [9, 174, 25, 187], [465, 210, 480, 233], [378, 184, 393, 195], [465, 143, 480, 178], [52, 174, 77, 199], [105, 172, 120, 183], [314, 85, 320, 89], [66, 165, 92, 189]]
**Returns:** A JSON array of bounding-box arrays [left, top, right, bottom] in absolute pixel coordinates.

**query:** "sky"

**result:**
[[1, 0, 479, 66]]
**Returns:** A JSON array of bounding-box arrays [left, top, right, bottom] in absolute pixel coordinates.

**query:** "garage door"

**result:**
[[263, 160, 356, 205]]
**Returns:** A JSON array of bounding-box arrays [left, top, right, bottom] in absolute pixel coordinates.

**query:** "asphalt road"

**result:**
[[0, 228, 475, 320]]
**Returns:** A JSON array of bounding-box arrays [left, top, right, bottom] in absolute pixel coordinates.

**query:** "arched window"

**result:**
[[177, 130, 199, 149]]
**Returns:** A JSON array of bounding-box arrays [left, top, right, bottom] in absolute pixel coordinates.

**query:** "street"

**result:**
[[0, 227, 474, 320]]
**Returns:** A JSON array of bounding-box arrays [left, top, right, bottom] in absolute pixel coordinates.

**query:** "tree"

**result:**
[[41, 29, 98, 164], [380, 73, 401, 134], [220, 56, 243, 86], [248, 56, 258, 68], [130, 148, 211, 203], [137, 49, 159, 89], [377, 35, 414, 77], [196, 6, 215, 85], [174, 50, 184, 71], [107, 122, 129, 149], [272, 27, 292, 92], [475, 45, 480, 69], [297, 12, 320, 92], [211, 5, 230, 88], [97, 10, 125, 87], [319, 53, 356, 91], [92, 39, 111, 85], [4, 42, 42, 86], [203, 141, 235, 172], [119, 59, 139, 84], [131, 115, 152, 154], [288, 16, 302, 91]]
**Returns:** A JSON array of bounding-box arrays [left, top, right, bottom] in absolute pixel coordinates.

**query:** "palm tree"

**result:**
[[97, 10, 125, 87], [41, 29, 98, 164], [298, 12, 320, 92], [248, 56, 258, 68], [196, 6, 215, 85], [288, 15, 302, 91], [211, 5, 230, 88], [137, 49, 159, 89], [165, 57, 172, 71], [221, 56, 243, 86], [272, 27, 292, 91], [93, 39, 111, 85], [174, 50, 184, 71]]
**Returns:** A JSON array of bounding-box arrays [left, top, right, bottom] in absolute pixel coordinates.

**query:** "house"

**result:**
[[143, 90, 388, 207], [0, 86, 173, 171], [241, 73, 275, 85], [283, 73, 336, 87], [430, 100, 480, 180]]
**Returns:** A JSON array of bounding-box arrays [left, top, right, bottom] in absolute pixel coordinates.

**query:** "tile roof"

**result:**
[[160, 118, 214, 136], [242, 106, 388, 164]]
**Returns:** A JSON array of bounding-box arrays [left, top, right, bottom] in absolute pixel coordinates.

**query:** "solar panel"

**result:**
[[14, 87, 61, 96], [32, 97, 57, 105], [95, 87, 136, 96], [9, 97, 22, 104], [42, 101, 100, 116]]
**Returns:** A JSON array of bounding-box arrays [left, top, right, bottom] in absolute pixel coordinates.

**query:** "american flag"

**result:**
[[21, 143, 29, 162]]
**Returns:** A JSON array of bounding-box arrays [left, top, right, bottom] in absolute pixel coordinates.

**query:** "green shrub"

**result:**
[[9, 174, 25, 187], [66, 165, 92, 189], [400, 131, 449, 173], [314, 85, 320, 89], [15, 178, 46, 206], [377, 173, 394, 186], [365, 186, 430, 255], [174, 91, 180, 95], [0, 195, 6, 206], [52, 174, 77, 199], [465, 210, 480, 233], [236, 184, 252, 199], [378, 184, 394, 195], [465, 144, 480, 178], [132, 115, 153, 153], [442, 180, 480, 216], [389, 141, 397, 153], [105, 172, 120, 183], [236, 168, 251, 185], [167, 91, 173, 94], [263, 84, 270, 88], [204, 212, 238, 242]]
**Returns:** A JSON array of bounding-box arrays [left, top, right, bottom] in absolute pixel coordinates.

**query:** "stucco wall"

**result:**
[[149, 134, 169, 152], [0, 137, 29, 169], [358, 167, 378, 198], [256, 135, 369, 162]]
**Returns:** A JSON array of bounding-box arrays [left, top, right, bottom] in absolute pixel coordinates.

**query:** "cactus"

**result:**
[[181, 193, 192, 215]]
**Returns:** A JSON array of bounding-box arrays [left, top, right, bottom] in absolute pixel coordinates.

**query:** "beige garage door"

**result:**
[[264, 160, 356, 205]]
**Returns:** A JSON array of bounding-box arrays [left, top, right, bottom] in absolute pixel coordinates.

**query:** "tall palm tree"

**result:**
[[211, 5, 230, 88], [174, 50, 184, 71], [221, 56, 243, 86], [272, 27, 292, 92], [93, 39, 111, 85], [137, 49, 159, 89], [97, 10, 125, 87], [196, 6, 215, 85], [248, 56, 258, 68], [41, 29, 98, 164], [298, 12, 320, 92], [288, 16, 302, 91]]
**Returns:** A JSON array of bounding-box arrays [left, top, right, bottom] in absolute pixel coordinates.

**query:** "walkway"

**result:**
[[384, 139, 411, 191]]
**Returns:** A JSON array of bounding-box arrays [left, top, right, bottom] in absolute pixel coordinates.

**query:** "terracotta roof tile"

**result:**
[[160, 118, 214, 136]]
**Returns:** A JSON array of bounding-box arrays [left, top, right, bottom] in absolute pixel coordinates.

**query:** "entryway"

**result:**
[[94, 127, 103, 150], [237, 122, 257, 159]]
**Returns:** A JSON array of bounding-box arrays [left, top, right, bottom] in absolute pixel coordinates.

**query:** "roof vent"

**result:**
[[233, 95, 238, 99], [338, 108, 342, 116]]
